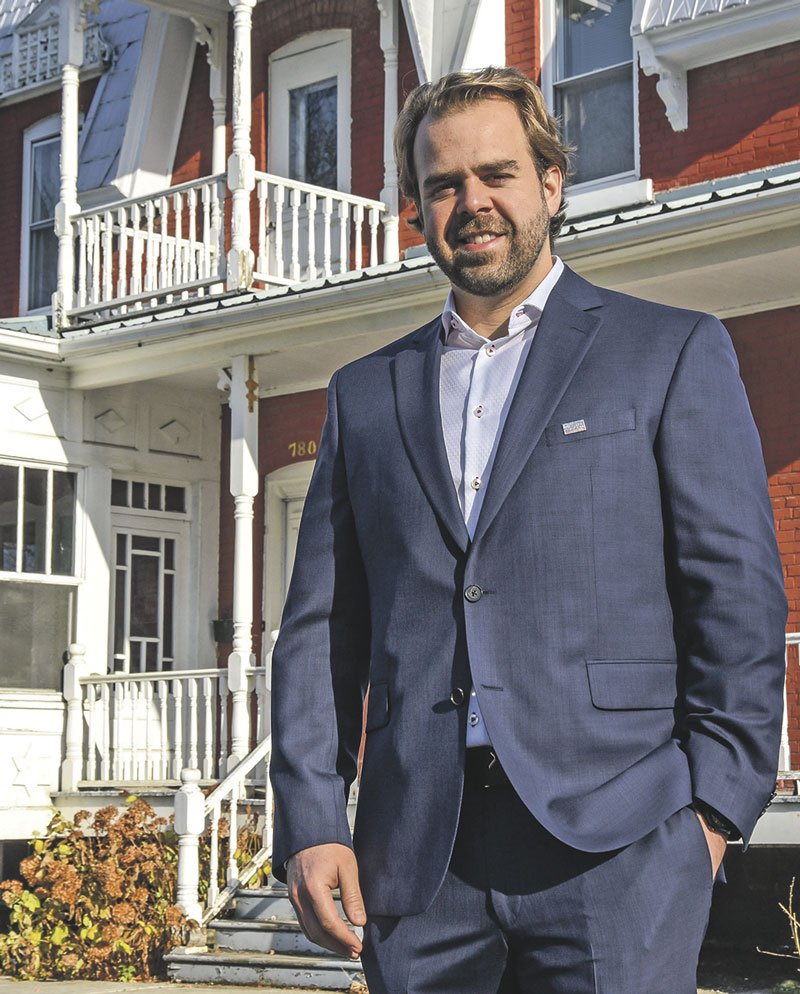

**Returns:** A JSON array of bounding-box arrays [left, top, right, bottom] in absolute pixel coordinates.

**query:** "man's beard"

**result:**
[[426, 207, 550, 297]]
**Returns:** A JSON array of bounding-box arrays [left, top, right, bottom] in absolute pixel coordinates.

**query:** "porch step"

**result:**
[[166, 881, 364, 991], [164, 947, 363, 990]]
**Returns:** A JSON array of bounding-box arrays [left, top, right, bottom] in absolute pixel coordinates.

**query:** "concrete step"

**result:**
[[234, 884, 346, 921], [165, 946, 364, 991], [211, 917, 330, 956]]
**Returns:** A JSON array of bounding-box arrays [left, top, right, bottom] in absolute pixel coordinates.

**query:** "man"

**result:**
[[270, 67, 787, 993]]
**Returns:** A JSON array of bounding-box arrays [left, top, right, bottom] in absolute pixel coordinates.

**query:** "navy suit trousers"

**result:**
[[361, 780, 714, 994]]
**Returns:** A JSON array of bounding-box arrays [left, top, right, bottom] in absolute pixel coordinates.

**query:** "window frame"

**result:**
[[540, 0, 641, 203], [20, 114, 61, 317], [0, 458, 82, 584], [268, 30, 352, 193]]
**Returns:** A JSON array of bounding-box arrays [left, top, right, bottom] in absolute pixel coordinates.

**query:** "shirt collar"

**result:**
[[442, 256, 564, 348]]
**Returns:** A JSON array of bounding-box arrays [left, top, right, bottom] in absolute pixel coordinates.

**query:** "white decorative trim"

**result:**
[[633, 0, 800, 131], [19, 115, 61, 317], [268, 30, 352, 193], [566, 177, 654, 220]]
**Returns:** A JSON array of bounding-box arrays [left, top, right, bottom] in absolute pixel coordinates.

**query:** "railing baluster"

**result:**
[[100, 684, 110, 781], [116, 207, 128, 307], [257, 178, 268, 276], [203, 676, 214, 779], [208, 799, 220, 908], [131, 203, 143, 306], [290, 186, 301, 282], [201, 183, 212, 282], [158, 678, 169, 780], [143, 682, 153, 779], [145, 201, 156, 296], [86, 683, 98, 781], [306, 191, 317, 278], [218, 672, 228, 779], [102, 210, 114, 303], [173, 679, 184, 779], [322, 197, 333, 278], [354, 203, 365, 271], [173, 191, 184, 289], [77, 217, 87, 308], [187, 188, 198, 286], [90, 216, 101, 305], [227, 788, 239, 888], [369, 206, 380, 267], [338, 201, 348, 274], [159, 195, 170, 294], [188, 679, 199, 771], [274, 183, 285, 279]]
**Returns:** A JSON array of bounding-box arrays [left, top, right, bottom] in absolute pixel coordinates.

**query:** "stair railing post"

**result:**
[[227, 0, 256, 289], [175, 767, 205, 923], [377, 0, 400, 264], [61, 643, 88, 791]]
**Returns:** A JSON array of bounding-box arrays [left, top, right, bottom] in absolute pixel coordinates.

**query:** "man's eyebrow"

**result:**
[[422, 160, 522, 193]]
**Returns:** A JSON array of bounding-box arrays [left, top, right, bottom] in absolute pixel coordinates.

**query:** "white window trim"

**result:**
[[20, 114, 60, 317], [540, 0, 652, 220], [0, 458, 84, 582], [262, 460, 315, 655], [268, 30, 352, 193]]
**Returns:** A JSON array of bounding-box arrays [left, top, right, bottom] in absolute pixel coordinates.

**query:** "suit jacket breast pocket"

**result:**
[[365, 682, 390, 731], [545, 408, 636, 446], [587, 660, 677, 710]]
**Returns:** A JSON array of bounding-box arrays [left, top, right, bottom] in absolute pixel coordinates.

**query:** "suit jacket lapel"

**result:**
[[394, 318, 470, 553], [471, 269, 603, 547]]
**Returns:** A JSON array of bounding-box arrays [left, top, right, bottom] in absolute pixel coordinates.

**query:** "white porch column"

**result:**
[[174, 768, 205, 923], [53, 0, 84, 330], [378, 0, 401, 263], [228, 355, 259, 769], [193, 18, 228, 174], [227, 0, 256, 289], [61, 643, 88, 791]]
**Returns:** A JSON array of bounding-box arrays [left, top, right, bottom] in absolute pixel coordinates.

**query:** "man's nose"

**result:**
[[457, 178, 493, 215]]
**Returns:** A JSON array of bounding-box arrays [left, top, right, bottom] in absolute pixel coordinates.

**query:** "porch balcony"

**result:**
[[60, 171, 396, 327]]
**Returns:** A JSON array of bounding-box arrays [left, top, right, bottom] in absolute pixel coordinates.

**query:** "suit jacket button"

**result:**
[[450, 687, 466, 706], [464, 584, 483, 602]]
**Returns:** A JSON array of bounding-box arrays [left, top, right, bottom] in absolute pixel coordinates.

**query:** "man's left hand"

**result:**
[[695, 810, 727, 879]]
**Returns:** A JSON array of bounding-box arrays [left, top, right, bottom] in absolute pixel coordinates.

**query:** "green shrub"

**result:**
[[0, 800, 185, 981]]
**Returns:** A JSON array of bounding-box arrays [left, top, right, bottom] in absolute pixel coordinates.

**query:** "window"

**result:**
[[0, 463, 77, 576], [551, 0, 634, 186], [0, 461, 79, 690], [21, 119, 60, 313], [269, 31, 351, 192]]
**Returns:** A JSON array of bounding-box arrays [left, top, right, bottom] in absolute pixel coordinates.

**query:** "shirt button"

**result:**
[[450, 687, 466, 706], [464, 584, 483, 602], [473, 405, 484, 418], [469, 712, 479, 727], [470, 476, 482, 491], [486, 344, 496, 355]]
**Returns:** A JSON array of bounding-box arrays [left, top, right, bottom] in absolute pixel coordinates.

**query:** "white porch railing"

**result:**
[[61, 173, 396, 324], [781, 633, 800, 772], [174, 737, 273, 925], [67, 174, 227, 321], [252, 171, 388, 286], [61, 643, 269, 790]]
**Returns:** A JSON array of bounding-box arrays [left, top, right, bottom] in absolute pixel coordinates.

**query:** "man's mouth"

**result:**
[[456, 231, 505, 250]]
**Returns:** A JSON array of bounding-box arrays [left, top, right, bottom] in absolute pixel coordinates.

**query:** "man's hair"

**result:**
[[394, 66, 573, 241]]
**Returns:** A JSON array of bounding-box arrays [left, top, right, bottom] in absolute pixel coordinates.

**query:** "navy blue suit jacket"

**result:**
[[270, 265, 787, 916]]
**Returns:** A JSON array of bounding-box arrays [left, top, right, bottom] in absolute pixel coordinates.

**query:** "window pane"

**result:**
[[0, 581, 73, 690], [22, 467, 47, 573], [556, 63, 634, 185], [132, 481, 146, 508], [28, 224, 59, 311], [148, 484, 162, 510], [163, 572, 174, 658], [31, 139, 60, 223], [557, 0, 632, 79], [164, 486, 185, 513], [145, 641, 159, 672], [132, 535, 160, 551], [0, 465, 18, 571], [116, 532, 127, 566], [130, 552, 159, 638], [51, 471, 76, 575], [114, 566, 126, 656], [111, 479, 128, 506], [290, 78, 337, 189]]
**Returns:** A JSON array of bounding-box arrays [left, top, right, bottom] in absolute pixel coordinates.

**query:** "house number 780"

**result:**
[[288, 440, 318, 458]]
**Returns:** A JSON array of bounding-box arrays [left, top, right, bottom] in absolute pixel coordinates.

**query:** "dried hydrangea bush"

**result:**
[[0, 800, 185, 981]]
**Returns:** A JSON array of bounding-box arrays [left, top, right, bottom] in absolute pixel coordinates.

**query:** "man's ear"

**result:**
[[413, 200, 425, 234], [541, 166, 563, 219]]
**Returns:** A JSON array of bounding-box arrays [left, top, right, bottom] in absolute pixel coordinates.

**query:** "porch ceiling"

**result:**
[[133, 0, 231, 24]]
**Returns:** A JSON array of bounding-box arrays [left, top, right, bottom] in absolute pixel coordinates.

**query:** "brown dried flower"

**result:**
[[0, 879, 22, 894], [111, 901, 136, 924]]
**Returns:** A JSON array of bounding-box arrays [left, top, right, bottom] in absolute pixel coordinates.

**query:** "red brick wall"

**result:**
[[506, 0, 537, 81], [727, 305, 800, 763], [217, 388, 327, 664], [0, 80, 98, 317], [640, 42, 800, 192], [172, 45, 213, 185]]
